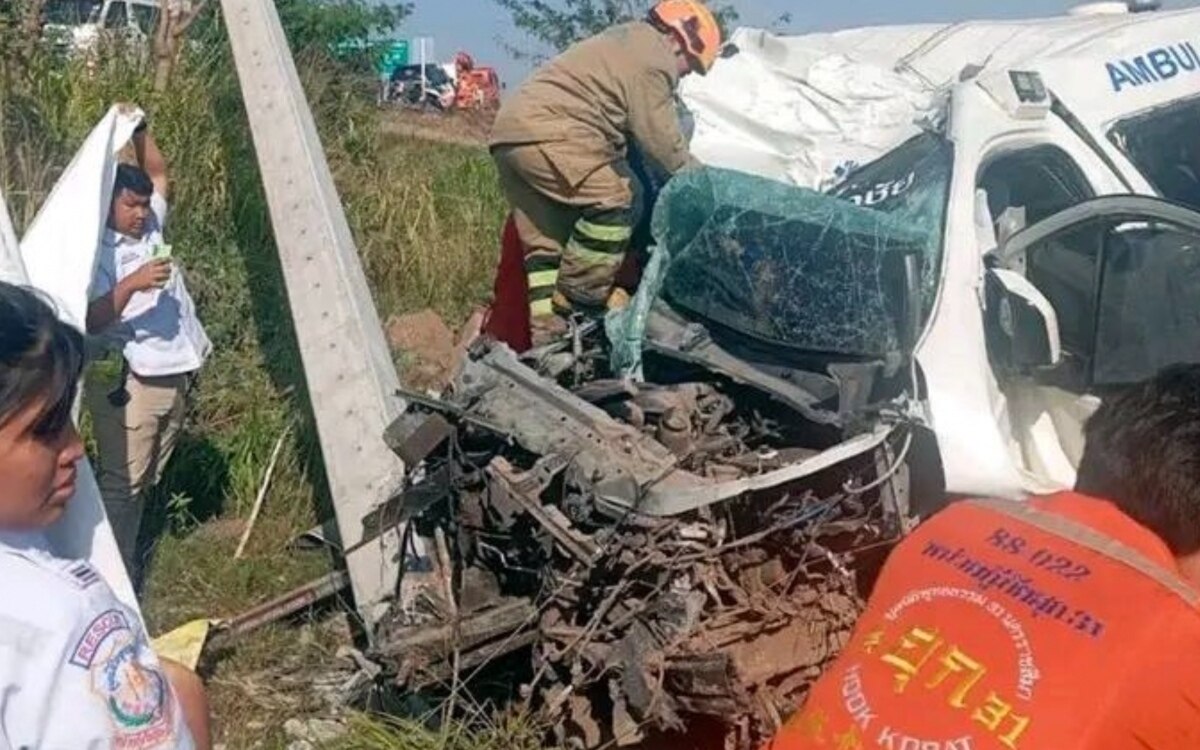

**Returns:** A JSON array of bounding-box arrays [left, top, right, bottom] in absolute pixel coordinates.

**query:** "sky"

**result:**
[[404, 0, 1198, 88]]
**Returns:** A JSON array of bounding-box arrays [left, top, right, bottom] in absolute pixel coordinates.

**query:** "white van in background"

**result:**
[[42, 0, 159, 55], [683, 2, 1200, 502]]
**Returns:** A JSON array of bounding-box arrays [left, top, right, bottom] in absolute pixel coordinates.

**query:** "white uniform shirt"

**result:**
[[92, 194, 211, 378], [0, 532, 194, 749]]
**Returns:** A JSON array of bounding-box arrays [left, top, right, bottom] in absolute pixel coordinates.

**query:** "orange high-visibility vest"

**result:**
[[768, 492, 1200, 750]]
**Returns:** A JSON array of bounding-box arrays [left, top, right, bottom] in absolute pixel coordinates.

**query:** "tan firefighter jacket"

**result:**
[[490, 21, 694, 188]]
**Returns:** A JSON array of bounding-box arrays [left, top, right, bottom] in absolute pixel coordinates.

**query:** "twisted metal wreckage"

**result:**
[[363, 67, 942, 746], [367, 162, 926, 744], [203, 0, 1200, 745], [371, 249, 922, 748]]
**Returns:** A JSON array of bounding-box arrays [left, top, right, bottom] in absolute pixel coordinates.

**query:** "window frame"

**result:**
[[102, 0, 128, 29], [130, 2, 157, 35], [995, 195, 1200, 389], [977, 144, 1097, 230]]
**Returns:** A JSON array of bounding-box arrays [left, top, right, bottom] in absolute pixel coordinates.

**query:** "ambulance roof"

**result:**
[[746, 7, 1200, 89]]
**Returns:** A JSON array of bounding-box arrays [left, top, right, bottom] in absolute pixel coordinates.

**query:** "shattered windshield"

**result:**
[[655, 133, 952, 359]]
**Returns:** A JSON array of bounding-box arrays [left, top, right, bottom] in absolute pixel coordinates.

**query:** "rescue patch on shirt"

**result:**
[[94, 637, 176, 749], [70, 609, 132, 668]]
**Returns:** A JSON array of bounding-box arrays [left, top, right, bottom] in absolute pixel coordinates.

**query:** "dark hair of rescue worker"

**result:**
[[0, 282, 83, 437], [1076, 363, 1200, 555], [0, 281, 85, 530], [113, 162, 154, 198]]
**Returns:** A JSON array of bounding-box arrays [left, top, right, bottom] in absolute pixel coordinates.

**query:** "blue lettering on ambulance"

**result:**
[[1108, 42, 1200, 92], [1148, 49, 1178, 80]]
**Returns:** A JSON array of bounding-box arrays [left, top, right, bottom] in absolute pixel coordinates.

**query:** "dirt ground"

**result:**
[[379, 108, 493, 149], [387, 307, 487, 392]]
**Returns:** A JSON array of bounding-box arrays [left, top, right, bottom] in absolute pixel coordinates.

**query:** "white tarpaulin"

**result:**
[[681, 27, 944, 190], [3, 106, 143, 614], [0, 191, 23, 283], [21, 106, 143, 328]]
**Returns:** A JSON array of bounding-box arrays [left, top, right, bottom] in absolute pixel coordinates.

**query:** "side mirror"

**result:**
[[984, 268, 1062, 372]]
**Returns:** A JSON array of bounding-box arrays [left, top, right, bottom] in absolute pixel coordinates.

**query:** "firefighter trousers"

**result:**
[[492, 143, 643, 314]]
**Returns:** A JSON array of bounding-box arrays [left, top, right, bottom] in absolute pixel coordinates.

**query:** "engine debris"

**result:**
[[372, 325, 915, 748]]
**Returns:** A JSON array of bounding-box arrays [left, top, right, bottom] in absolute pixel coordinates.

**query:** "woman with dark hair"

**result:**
[[0, 281, 210, 749]]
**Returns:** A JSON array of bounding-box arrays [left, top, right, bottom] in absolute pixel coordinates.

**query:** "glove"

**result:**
[[551, 291, 573, 316], [607, 287, 631, 312]]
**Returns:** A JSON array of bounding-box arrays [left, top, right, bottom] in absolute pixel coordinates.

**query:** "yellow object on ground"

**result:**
[[152, 619, 214, 671]]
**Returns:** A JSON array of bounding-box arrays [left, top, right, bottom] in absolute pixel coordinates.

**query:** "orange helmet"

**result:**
[[648, 0, 723, 75]]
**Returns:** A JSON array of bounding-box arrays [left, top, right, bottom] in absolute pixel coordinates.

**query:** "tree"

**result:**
[[153, 0, 210, 92], [151, 0, 411, 92], [493, 0, 738, 60], [275, 0, 412, 54]]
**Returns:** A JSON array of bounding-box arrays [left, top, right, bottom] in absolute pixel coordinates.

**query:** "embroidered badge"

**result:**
[[92, 636, 176, 749], [70, 610, 131, 668]]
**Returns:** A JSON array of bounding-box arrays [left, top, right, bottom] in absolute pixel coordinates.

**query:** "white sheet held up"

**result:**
[[8, 106, 145, 615], [0, 190, 24, 284], [21, 106, 144, 329]]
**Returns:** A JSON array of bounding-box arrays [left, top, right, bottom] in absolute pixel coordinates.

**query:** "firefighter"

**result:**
[[766, 364, 1200, 750], [488, 0, 722, 340]]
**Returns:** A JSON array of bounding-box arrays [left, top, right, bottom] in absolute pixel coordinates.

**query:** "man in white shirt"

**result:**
[[1, 279, 210, 749], [86, 119, 211, 578]]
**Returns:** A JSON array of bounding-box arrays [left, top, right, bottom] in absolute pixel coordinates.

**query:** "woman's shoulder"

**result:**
[[0, 536, 123, 630]]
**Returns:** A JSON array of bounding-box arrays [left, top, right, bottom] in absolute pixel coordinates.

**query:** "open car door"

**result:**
[[984, 195, 1200, 486]]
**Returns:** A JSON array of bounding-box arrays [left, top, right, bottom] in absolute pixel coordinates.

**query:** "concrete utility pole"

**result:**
[[218, 0, 409, 631]]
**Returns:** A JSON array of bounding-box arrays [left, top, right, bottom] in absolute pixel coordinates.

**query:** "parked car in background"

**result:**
[[383, 63, 457, 110], [42, 0, 158, 55]]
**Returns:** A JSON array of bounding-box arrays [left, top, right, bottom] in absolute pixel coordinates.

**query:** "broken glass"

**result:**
[[653, 133, 952, 359]]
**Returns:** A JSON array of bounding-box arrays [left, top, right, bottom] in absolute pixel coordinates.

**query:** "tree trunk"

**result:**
[[152, 0, 208, 93], [19, 0, 47, 61]]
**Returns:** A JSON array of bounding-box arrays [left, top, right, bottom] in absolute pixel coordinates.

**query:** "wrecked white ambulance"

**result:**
[[684, 3, 1200, 500], [379, 5, 1200, 746]]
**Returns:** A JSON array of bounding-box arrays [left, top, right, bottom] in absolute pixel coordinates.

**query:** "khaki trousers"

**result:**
[[493, 143, 643, 310], [87, 371, 190, 576]]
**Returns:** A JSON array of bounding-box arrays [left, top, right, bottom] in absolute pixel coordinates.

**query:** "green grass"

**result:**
[[1, 23, 511, 749]]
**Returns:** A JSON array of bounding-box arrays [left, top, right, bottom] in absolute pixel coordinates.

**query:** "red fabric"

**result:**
[[482, 213, 533, 353], [614, 248, 644, 292]]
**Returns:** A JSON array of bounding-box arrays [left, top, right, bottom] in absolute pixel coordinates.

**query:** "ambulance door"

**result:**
[[988, 194, 1200, 398], [919, 75, 1128, 499], [973, 101, 1137, 490]]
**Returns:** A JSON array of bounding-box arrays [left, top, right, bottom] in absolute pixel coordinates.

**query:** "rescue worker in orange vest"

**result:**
[[488, 0, 722, 342], [768, 363, 1200, 750]]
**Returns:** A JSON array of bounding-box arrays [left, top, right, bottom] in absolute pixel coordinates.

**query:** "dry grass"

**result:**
[[330, 710, 547, 750]]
